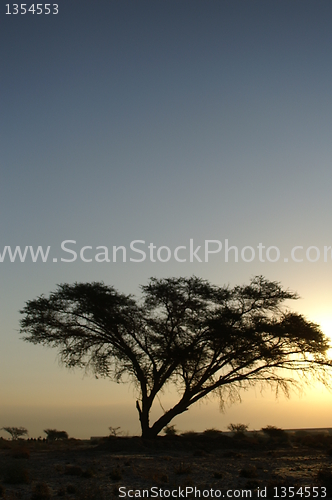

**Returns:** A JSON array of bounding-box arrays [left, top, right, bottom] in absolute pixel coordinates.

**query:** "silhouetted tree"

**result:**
[[228, 423, 249, 434], [20, 276, 332, 439], [43, 429, 68, 441], [108, 426, 122, 437], [2, 427, 28, 440]]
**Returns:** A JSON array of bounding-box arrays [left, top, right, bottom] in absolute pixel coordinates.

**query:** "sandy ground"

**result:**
[[0, 435, 331, 499]]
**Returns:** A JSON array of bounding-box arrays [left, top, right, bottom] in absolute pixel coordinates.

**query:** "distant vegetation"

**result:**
[[1, 427, 331, 500], [1, 427, 28, 440], [44, 429, 69, 441], [227, 423, 249, 434]]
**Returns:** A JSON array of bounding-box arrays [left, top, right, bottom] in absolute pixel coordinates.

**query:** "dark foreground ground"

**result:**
[[0, 431, 332, 499]]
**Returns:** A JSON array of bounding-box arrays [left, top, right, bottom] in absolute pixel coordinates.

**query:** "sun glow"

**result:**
[[309, 313, 332, 357]]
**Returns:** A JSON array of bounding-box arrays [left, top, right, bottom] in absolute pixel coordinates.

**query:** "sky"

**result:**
[[1, 0, 332, 439]]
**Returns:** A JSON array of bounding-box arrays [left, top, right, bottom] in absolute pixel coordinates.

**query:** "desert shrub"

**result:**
[[228, 423, 248, 434], [3, 462, 30, 484], [261, 426, 288, 442], [262, 425, 287, 438], [203, 428, 222, 437], [294, 434, 317, 447], [44, 429, 68, 441], [294, 432, 330, 449], [64, 465, 83, 476], [181, 431, 198, 438], [108, 426, 122, 437], [164, 425, 177, 436], [31, 482, 51, 500]]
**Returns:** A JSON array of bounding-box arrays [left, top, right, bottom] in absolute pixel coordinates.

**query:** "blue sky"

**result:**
[[1, 0, 332, 438]]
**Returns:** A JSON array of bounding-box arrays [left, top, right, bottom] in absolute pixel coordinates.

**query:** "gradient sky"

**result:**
[[1, 0, 332, 438]]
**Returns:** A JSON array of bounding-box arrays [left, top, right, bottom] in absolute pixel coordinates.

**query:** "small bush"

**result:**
[[181, 431, 198, 438], [228, 423, 249, 434], [262, 425, 288, 439], [31, 482, 51, 500], [164, 425, 177, 436], [203, 428, 222, 437], [261, 426, 288, 442], [108, 426, 122, 437]]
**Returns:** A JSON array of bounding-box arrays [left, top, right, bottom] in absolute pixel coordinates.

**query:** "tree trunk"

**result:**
[[138, 399, 189, 439], [136, 400, 153, 438]]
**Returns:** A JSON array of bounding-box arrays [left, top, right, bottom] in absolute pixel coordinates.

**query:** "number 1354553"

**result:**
[[6, 4, 58, 14]]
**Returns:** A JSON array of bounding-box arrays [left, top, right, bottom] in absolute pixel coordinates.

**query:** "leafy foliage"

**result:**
[[43, 429, 68, 441], [164, 425, 177, 436], [108, 426, 122, 437], [1, 427, 28, 440], [228, 423, 249, 434], [20, 276, 332, 438]]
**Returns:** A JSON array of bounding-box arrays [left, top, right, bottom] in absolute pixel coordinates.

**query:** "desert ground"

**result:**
[[0, 429, 332, 499]]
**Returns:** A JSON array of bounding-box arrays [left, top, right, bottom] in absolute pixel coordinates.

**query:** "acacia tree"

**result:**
[[44, 429, 68, 441], [20, 276, 331, 439], [2, 427, 28, 440]]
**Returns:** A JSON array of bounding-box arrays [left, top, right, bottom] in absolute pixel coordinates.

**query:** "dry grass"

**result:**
[[0, 432, 331, 499]]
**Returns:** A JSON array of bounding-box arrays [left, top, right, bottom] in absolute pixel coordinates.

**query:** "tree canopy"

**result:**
[[2, 427, 28, 440], [44, 429, 68, 441], [20, 276, 332, 438]]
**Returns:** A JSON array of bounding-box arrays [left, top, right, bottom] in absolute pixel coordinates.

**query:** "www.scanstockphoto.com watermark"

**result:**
[[0, 240, 332, 264]]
